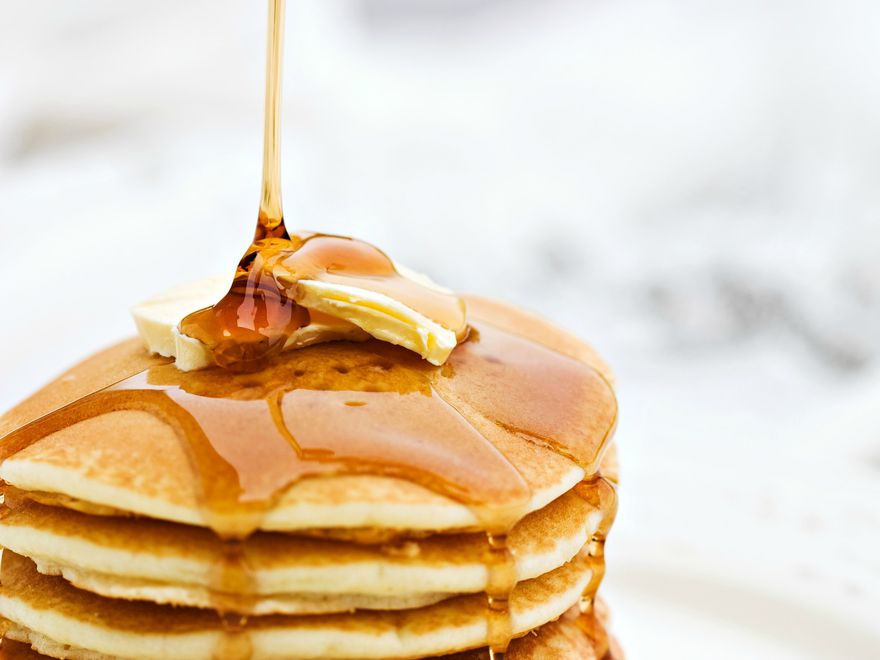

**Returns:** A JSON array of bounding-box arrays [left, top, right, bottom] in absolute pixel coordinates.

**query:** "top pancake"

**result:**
[[0, 296, 617, 534]]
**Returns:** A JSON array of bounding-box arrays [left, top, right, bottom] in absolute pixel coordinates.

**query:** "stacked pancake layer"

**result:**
[[0, 297, 620, 659]]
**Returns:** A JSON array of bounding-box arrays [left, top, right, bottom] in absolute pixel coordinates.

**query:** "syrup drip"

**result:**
[[176, 7, 465, 373], [576, 476, 618, 610], [575, 474, 619, 658], [484, 532, 516, 657], [209, 541, 257, 616], [214, 612, 253, 660], [573, 603, 616, 660], [438, 321, 618, 656]]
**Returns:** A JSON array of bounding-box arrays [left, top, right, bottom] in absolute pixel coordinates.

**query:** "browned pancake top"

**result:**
[[0, 296, 617, 539]]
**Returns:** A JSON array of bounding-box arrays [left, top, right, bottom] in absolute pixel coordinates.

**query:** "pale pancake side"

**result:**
[[0, 550, 593, 659], [1, 602, 621, 660], [21, 561, 450, 616], [0, 488, 600, 604]]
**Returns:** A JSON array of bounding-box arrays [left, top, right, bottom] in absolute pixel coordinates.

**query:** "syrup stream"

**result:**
[[257, 0, 287, 239]]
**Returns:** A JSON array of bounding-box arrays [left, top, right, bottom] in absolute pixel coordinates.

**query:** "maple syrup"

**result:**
[[484, 532, 516, 657], [178, 0, 464, 374], [0, 0, 620, 656], [574, 474, 618, 659], [573, 597, 616, 660], [179, 232, 467, 371]]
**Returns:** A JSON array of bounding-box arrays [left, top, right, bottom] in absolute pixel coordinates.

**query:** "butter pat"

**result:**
[[132, 276, 370, 371], [132, 270, 459, 371], [131, 277, 229, 361], [296, 280, 457, 366]]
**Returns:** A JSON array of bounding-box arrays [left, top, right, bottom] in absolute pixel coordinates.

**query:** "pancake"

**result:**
[[442, 599, 623, 660], [0, 550, 594, 659], [0, 297, 616, 536], [0, 488, 603, 614], [0, 604, 622, 660], [0, 295, 621, 658]]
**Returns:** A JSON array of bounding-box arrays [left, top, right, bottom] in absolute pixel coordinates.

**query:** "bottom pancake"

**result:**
[[0, 550, 594, 659], [1, 604, 622, 660]]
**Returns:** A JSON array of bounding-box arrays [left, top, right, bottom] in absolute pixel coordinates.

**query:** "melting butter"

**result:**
[[132, 248, 464, 371]]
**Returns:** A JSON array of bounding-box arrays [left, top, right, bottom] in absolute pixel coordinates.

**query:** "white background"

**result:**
[[1, 1, 878, 657]]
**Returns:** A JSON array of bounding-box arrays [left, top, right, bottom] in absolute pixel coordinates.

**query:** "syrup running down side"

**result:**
[[576, 474, 619, 658]]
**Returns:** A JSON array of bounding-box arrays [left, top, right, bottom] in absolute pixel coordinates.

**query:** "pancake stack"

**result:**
[[0, 296, 621, 659]]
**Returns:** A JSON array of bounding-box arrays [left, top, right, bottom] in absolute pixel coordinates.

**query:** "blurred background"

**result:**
[[1, 1, 878, 657]]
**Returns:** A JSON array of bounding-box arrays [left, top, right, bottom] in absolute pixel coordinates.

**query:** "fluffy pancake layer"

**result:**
[[0, 550, 594, 659], [0, 489, 601, 614], [1, 604, 621, 660]]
